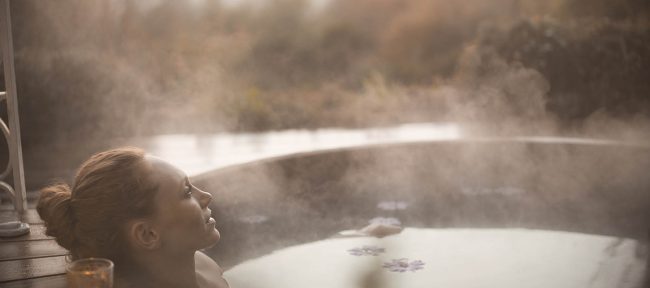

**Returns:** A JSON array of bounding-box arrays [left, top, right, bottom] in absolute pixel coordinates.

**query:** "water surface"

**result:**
[[224, 228, 645, 288]]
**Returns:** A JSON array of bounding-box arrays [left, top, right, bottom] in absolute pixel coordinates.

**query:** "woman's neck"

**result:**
[[118, 250, 199, 288]]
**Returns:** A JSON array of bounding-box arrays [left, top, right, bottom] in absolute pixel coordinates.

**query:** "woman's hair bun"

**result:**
[[37, 183, 76, 250]]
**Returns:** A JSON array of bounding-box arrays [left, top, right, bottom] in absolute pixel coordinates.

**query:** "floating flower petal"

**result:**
[[382, 258, 425, 273], [347, 245, 386, 256]]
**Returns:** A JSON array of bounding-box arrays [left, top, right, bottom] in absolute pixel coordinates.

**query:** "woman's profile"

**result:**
[[37, 147, 230, 288]]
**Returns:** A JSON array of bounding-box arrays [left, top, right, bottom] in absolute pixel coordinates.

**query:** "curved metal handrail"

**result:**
[[0, 0, 27, 213], [0, 113, 15, 202], [0, 111, 13, 180], [0, 181, 14, 200]]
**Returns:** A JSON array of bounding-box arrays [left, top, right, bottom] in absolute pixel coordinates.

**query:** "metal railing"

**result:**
[[0, 0, 28, 213]]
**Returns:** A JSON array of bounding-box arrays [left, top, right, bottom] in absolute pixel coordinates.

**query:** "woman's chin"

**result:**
[[203, 229, 221, 249]]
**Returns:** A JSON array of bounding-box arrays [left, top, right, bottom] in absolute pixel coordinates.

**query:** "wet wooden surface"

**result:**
[[0, 275, 67, 288], [0, 256, 67, 282], [0, 210, 43, 224], [0, 224, 49, 242], [0, 209, 68, 287], [0, 239, 68, 260]]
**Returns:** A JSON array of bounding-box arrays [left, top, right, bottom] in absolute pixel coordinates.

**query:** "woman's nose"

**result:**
[[196, 189, 212, 208]]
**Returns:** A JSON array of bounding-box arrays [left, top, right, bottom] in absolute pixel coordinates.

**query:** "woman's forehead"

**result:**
[[144, 155, 186, 183]]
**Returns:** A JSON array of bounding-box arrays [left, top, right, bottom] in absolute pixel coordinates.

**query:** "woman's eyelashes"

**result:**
[[184, 181, 193, 198]]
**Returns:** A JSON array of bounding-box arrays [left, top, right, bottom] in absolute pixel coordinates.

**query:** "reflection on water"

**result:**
[[142, 122, 649, 177], [224, 228, 645, 288], [146, 123, 461, 176]]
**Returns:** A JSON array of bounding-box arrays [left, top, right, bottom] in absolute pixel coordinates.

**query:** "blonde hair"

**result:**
[[37, 147, 159, 263]]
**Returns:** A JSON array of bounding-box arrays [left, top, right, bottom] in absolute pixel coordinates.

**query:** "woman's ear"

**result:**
[[127, 220, 161, 250]]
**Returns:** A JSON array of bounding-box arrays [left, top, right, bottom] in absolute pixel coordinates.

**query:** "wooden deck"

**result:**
[[0, 209, 68, 288]]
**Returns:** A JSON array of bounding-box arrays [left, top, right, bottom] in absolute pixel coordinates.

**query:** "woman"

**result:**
[[37, 147, 230, 288]]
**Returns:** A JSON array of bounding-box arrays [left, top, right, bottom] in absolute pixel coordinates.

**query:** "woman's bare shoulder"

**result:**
[[195, 251, 230, 288]]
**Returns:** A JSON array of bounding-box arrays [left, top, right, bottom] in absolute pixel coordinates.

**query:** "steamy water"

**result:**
[[144, 122, 460, 176], [224, 228, 644, 288], [144, 122, 648, 288]]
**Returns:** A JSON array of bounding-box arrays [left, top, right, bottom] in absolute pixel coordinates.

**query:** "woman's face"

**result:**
[[145, 156, 221, 253]]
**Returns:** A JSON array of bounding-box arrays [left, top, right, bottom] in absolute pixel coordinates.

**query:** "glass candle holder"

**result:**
[[66, 258, 114, 288]]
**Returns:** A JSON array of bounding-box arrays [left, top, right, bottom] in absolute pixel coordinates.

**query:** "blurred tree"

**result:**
[[560, 0, 650, 20], [7, 0, 650, 145], [484, 19, 650, 120], [378, 0, 519, 84]]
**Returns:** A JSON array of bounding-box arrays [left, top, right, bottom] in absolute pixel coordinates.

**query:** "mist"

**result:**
[[4, 0, 648, 149], [3, 0, 649, 286]]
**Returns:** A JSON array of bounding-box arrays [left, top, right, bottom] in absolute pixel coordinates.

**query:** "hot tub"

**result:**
[[193, 139, 650, 287]]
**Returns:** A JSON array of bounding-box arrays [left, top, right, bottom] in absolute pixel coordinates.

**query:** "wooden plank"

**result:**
[[0, 275, 66, 288], [0, 224, 52, 242], [0, 239, 68, 261], [0, 256, 67, 282], [0, 210, 43, 224]]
